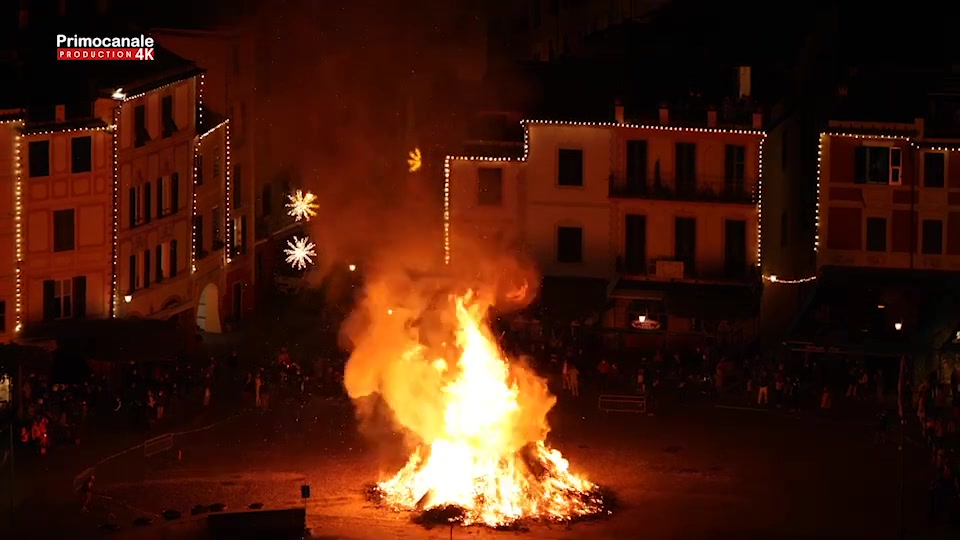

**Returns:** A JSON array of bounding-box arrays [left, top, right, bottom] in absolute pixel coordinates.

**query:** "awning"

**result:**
[[787, 266, 960, 352], [521, 276, 609, 322], [20, 318, 186, 362], [610, 279, 760, 319]]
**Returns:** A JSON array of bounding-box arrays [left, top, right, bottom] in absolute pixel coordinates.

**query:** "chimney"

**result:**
[[658, 103, 669, 125], [614, 99, 624, 124], [707, 106, 717, 128], [738, 66, 752, 99], [55, 105, 65, 123], [752, 111, 762, 130]]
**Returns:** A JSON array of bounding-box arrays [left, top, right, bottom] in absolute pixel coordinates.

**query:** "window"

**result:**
[[675, 143, 697, 193], [557, 148, 583, 187], [625, 140, 648, 189], [866, 217, 887, 252], [477, 167, 503, 206], [134, 104, 149, 147], [161, 95, 178, 138], [924, 152, 946, 188], [128, 254, 138, 292], [556, 226, 583, 263], [0, 301, 5, 332], [143, 248, 151, 288], [623, 214, 647, 274], [233, 165, 242, 209], [723, 220, 747, 277], [854, 146, 901, 184], [43, 278, 79, 321], [674, 217, 696, 274], [71, 136, 92, 173], [155, 244, 164, 282], [724, 144, 746, 191], [144, 182, 152, 222], [261, 184, 272, 215], [128, 185, 142, 227], [169, 239, 179, 277], [170, 172, 180, 213], [53, 209, 76, 252], [233, 216, 247, 255], [28, 140, 50, 177], [194, 215, 205, 257], [195, 155, 204, 186], [213, 206, 223, 247], [922, 219, 944, 254], [157, 177, 166, 216]]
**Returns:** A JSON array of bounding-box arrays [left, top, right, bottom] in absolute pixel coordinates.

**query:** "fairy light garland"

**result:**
[[442, 119, 766, 266], [23, 125, 113, 137], [110, 108, 120, 317], [763, 274, 817, 284], [121, 74, 199, 103], [12, 121, 24, 332], [191, 73, 204, 274], [757, 135, 765, 268], [224, 120, 232, 265]]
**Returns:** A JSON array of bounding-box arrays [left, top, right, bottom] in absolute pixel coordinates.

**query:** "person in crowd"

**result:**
[[757, 369, 769, 406], [568, 363, 580, 398]]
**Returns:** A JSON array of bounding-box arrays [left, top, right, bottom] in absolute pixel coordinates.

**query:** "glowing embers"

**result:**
[[286, 189, 319, 222], [368, 294, 606, 528], [283, 236, 316, 270]]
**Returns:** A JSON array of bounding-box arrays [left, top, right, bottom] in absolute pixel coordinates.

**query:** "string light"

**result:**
[[191, 73, 204, 274], [122, 72, 201, 103], [12, 121, 23, 332], [815, 134, 823, 253], [824, 131, 909, 141], [224, 119, 232, 265], [913, 143, 959, 152], [198, 119, 228, 141], [763, 274, 817, 284], [442, 118, 766, 266], [23, 125, 113, 137], [111, 107, 120, 317], [757, 135, 765, 268]]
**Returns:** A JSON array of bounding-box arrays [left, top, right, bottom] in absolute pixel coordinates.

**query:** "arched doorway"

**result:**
[[196, 283, 222, 333]]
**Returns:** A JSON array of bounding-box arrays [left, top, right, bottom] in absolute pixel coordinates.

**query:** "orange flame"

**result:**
[[375, 293, 602, 526]]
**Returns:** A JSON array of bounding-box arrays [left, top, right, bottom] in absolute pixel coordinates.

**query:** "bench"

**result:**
[[598, 394, 646, 413]]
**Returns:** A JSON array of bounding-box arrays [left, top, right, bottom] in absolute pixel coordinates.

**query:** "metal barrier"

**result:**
[[598, 394, 646, 413], [144, 433, 174, 458]]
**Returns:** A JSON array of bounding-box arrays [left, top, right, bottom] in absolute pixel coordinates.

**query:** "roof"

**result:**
[[6, 11, 199, 108], [21, 318, 186, 362]]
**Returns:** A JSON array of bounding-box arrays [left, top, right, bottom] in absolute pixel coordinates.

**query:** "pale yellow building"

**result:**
[[447, 110, 765, 343]]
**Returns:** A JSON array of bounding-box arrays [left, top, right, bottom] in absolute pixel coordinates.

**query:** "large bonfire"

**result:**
[[359, 290, 605, 527]]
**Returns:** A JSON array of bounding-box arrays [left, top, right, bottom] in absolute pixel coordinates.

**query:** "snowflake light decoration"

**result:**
[[407, 148, 422, 173], [286, 189, 319, 222], [284, 236, 317, 270]]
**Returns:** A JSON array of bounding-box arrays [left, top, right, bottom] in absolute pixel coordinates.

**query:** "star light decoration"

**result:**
[[407, 147, 422, 172], [284, 236, 317, 270], [286, 189, 319, 222]]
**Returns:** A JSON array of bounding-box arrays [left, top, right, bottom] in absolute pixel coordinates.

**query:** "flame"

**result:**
[[373, 293, 603, 527]]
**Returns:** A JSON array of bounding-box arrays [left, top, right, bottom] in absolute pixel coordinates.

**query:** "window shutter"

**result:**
[[171, 173, 179, 213], [854, 147, 867, 184], [129, 187, 137, 227], [157, 178, 164, 216], [170, 240, 178, 277], [43, 280, 56, 321], [129, 255, 137, 292], [144, 183, 153, 222], [73, 276, 87, 318]]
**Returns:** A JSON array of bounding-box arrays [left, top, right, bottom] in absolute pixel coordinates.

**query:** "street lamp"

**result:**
[[894, 321, 903, 331], [637, 315, 647, 323], [348, 264, 356, 272], [123, 294, 132, 303]]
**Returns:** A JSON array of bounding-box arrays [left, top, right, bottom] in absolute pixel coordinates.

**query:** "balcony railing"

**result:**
[[609, 174, 755, 204]]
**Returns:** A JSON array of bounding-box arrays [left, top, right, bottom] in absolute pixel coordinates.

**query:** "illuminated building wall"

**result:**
[[0, 119, 20, 341], [447, 118, 764, 283], [19, 123, 115, 328], [115, 76, 200, 324]]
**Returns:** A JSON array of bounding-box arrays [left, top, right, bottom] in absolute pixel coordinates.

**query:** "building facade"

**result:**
[[150, 27, 256, 322], [447, 108, 765, 345], [0, 115, 21, 341], [116, 76, 199, 330]]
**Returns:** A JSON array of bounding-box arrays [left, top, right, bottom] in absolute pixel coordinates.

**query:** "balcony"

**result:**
[[608, 174, 755, 204]]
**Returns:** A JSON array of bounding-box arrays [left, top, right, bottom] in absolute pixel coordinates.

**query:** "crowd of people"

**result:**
[[917, 369, 960, 525]]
